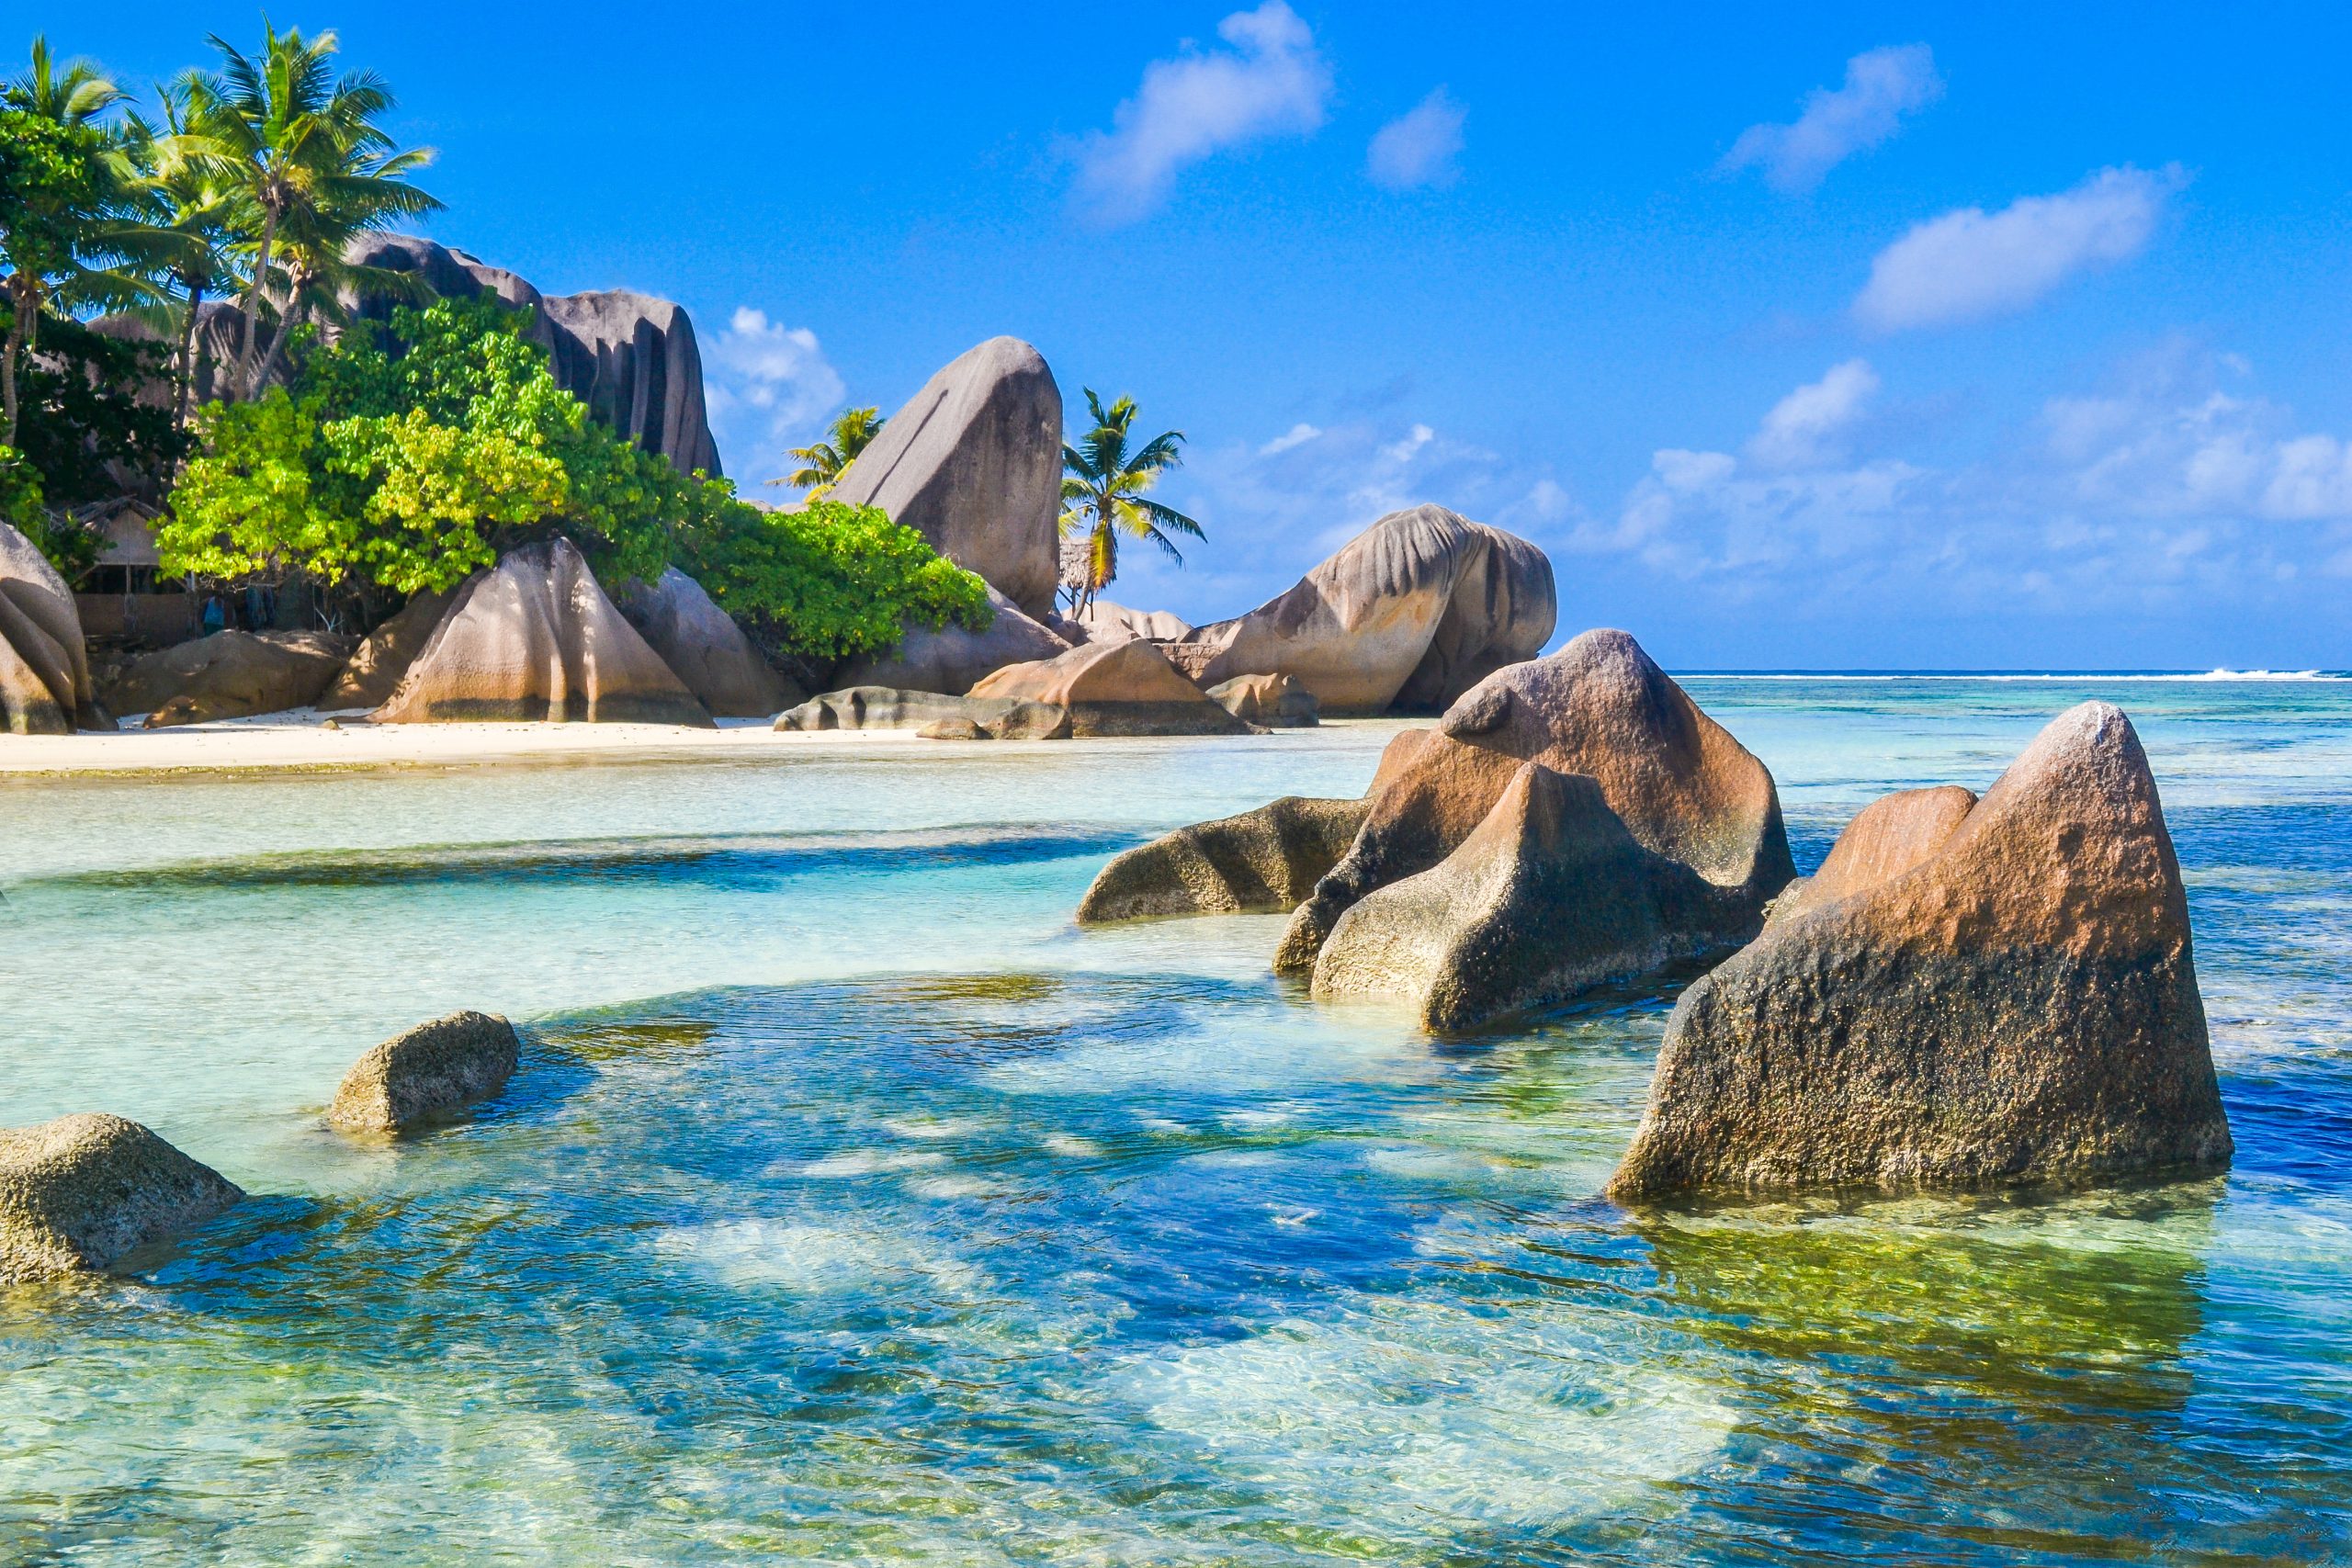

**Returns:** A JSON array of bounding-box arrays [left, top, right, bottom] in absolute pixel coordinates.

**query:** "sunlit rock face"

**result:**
[[1160, 505, 1555, 716], [107, 630, 353, 727], [967, 639, 1251, 738], [0, 520, 105, 734], [327, 1011, 522, 1135], [1611, 702, 2232, 1201], [1077, 796, 1370, 923], [0, 1113, 241, 1283]]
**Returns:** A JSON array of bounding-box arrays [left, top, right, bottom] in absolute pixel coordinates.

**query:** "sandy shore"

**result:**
[[0, 709, 924, 774]]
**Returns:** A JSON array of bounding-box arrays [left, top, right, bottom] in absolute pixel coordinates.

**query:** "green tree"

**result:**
[[0, 107, 146, 446], [120, 81, 249, 432], [1057, 389, 1202, 615], [775, 405, 885, 497]]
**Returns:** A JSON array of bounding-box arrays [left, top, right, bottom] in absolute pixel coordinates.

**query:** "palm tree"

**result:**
[[1058, 389, 1202, 615], [120, 84, 248, 432], [5, 36, 127, 128], [775, 405, 886, 497], [178, 22, 439, 400]]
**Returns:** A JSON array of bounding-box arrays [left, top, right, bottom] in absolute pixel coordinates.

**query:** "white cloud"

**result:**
[[703, 306, 846, 483], [1723, 45, 1942, 193], [1747, 358, 1880, 468], [1854, 165, 2186, 332], [1072, 1, 1332, 223], [1367, 88, 1466, 190], [1260, 422, 1321, 455]]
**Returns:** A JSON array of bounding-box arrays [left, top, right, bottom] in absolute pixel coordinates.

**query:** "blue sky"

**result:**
[[65, 3, 2352, 668]]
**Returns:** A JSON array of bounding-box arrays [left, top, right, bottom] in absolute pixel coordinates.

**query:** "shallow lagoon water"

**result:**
[[4, 679, 2349, 1563]]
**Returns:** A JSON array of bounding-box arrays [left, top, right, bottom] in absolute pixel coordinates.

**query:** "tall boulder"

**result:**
[[0, 520, 105, 733], [1275, 628, 1793, 974], [372, 538, 714, 726], [833, 584, 1070, 694], [1609, 703, 2232, 1201], [106, 629, 354, 726], [968, 639, 1251, 737], [1, 1113, 242, 1283], [828, 337, 1063, 618], [317, 588, 458, 712], [1160, 505, 1556, 715], [616, 567, 802, 717]]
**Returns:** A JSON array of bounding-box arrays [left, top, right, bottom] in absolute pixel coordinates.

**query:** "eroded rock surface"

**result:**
[[1207, 672, 1318, 728], [328, 1011, 523, 1134], [0, 520, 105, 733], [968, 639, 1251, 737], [1078, 796, 1370, 923], [834, 585, 1069, 695], [778, 685, 1070, 739], [616, 567, 801, 717], [1072, 599, 1193, 645], [1609, 702, 2232, 1200], [106, 629, 355, 726], [0, 1113, 242, 1283]]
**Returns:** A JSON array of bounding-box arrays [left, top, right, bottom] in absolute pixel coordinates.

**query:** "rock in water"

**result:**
[[0, 1113, 242, 1282], [328, 1011, 523, 1134], [0, 520, 105, 734], [1764, 784, 1977, 929], [827, 337, 1063, 618], [1275, 628, 1793, 974], [1207, 672, 1318, 728], [1608, 702, 2232, 1201], [1312, 761, 1769, 1031], [968, 639, 1252, 737], [317, 589, 457, 712], [1077, 796, 1371, 922], [834, 584, 1070, 694], [371, 539, 714, 726], [616, 567, 802, 717], [106, 629, 355, 726], [1160, 505, 1555, 715], [777, 685, 1070, 739]]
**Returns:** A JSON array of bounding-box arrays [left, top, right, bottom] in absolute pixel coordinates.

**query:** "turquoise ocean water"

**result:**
[[3, 675, 2348, 1563]]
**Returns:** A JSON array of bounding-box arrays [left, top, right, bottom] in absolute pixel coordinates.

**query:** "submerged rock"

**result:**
[[967, 639, 1252, 737], [828, 336, 1064, 617], [0, 1113, 242, 1283], [1275, 628, 1793, 975], [107, 629, 355, 726], [1077, 795, 1370, 923], [372, 539, 713, 727], [616, 567, 802, 717], [318, 589, 457, 712], [1206, 672, 1318, 728], [1609, 702, 2232, 1201], [778, 685, 1070, 739], [1160, 505, 1555, 715], [834, 584, 1070, 695], [327, 1010, 523, 1134], [0, 520, 106, 734]]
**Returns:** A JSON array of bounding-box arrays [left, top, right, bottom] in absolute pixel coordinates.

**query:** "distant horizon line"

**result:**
[[1663, 668, 2348, 681]]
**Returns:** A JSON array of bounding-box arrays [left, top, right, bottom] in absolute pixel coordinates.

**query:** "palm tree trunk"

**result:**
[[231, 202, 280, 400], [247, 284, 306, 397], [174, 280, 206, 434], [2, 278, 34, 450]]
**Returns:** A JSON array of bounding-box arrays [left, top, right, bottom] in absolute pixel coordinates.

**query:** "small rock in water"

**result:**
[[328, 1010, 522, 1134], [0, 1112, 243, 1282]]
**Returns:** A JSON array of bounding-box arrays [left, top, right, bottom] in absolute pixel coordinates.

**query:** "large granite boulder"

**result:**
[[1276, 628, 1793, 974], [0, 1113, 242, 1283], [1608, 703, 2232, 1201], [106, 629, 355, 726], [833, 584, 1069, 695], [1207, 672, 1318, 728], [0, 520, 105, 733], [328, 1010, 522, 1134], [828, 337, 1063, 618], [1311, 761, 1771, 1031], [1078, 796, 1370, 923], [968, 639, 1253, 738], [317, 588, 457, 712], [372, 539, 714, 726], [345, 235, 723, 478], [616, 567, 802, 717], [777, 685, 1070, 739], [1765, 784, 1977, 929], [1160, 505, 1556, 715], [1074, 599, 1194, 644]]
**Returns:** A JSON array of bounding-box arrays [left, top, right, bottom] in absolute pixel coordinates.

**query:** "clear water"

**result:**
[[3, 680, 2348, 1564]]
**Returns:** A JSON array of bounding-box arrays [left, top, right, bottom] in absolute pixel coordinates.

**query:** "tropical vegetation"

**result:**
[[1058, 389, 1202, 615], [777, 405, 885, 498]]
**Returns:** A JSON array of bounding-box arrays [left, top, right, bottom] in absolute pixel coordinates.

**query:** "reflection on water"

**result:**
[[4, 681, 2351, 1562]]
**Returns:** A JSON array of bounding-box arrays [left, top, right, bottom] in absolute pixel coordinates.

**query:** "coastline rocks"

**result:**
[[1077, 796, 1371, 922], [1160, 505, 1556, 715], [778, 685, 1071, 739], [1075, 599, 1194, 645], [1276, 628, 1793, 974], [327, 1010, 523, 1134], [1311, 761, 1769, 1031], [827, 336, 1063, 618], [834, 585, 1070, 695], [1207, 672, 1318, 728], [968, 639, 1253, 737], [0, 520, 105, 733], [371, 539, 714, 727], [1765, 784, 1977, 929], [317, 589, 456, 711], [616, 567, 802, 717], [106, 629, 355, 726], [0, 1113, 243, 1283], [1608, 702, 2232, 1201]]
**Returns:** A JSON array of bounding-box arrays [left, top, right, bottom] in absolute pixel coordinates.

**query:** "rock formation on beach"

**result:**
[[1207, 672, 1318, 728], [1078, 796, 1371, 922], [0, 1113, 242, 1283], [1070, 600, 1193, 645], [328, 1011, 523, 1134], [834, 585, 1070, 695], [1275, 629, 1794, 978], [1160, 505, 1555, 715], [827, 336, 1064, 618], [616, 567, 803, 717], [105, 628, 355, 726], [1609, 702, 2232, 1200], [318, 588, 457, 712], [372, 539, 714, 726], [968, 639, 1253, 737], [778, 685, 1071, 739], [0, 520, 107, 734]]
